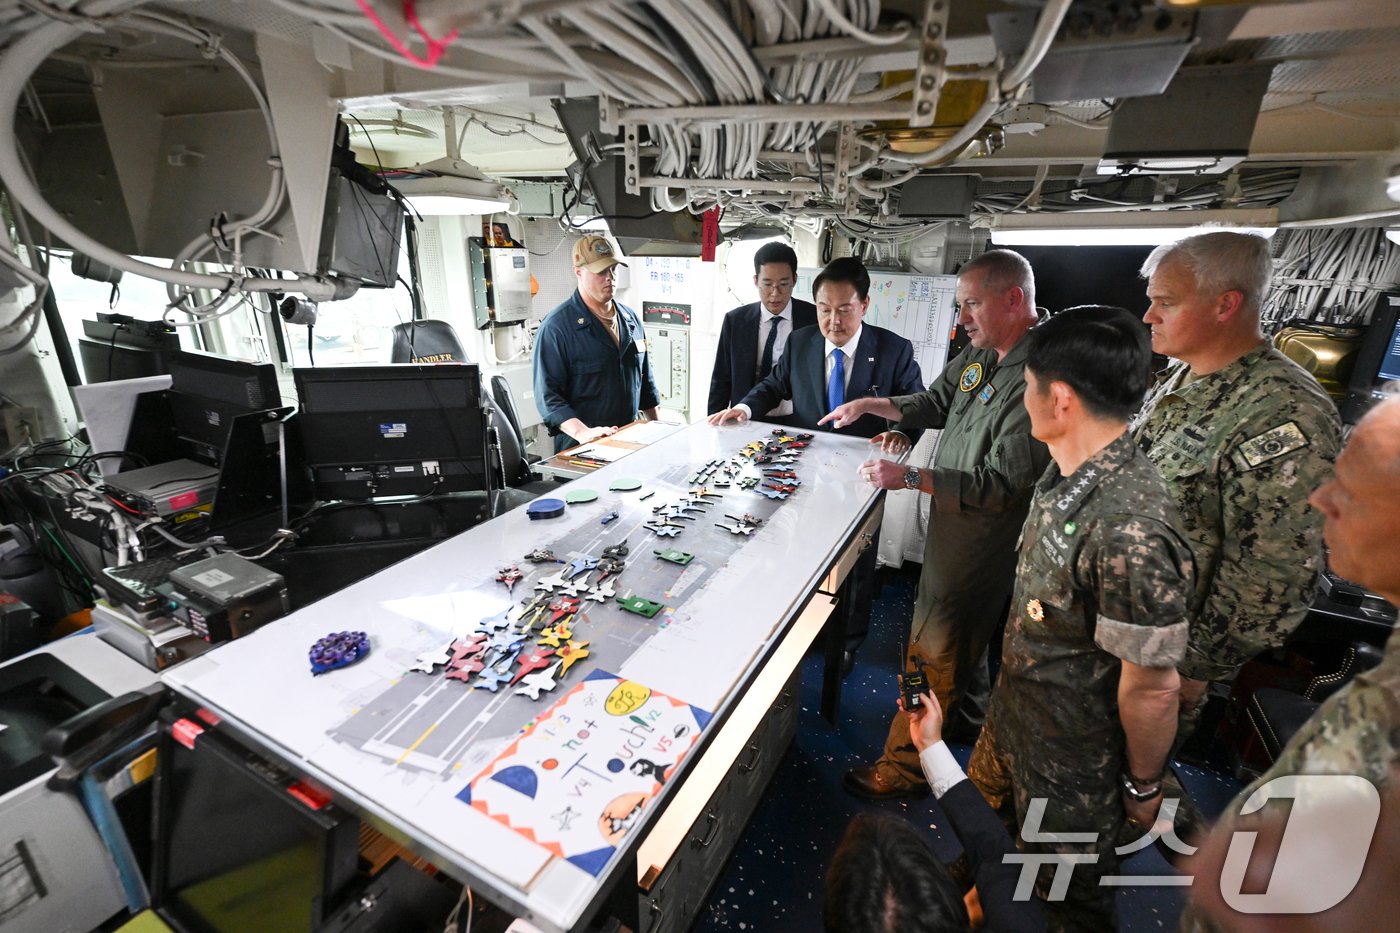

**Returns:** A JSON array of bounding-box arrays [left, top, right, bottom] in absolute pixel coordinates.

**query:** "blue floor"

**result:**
[[693, 565, 1244, 932]]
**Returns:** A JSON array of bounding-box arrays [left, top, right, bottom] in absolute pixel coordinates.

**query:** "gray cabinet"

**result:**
[[639, 669, 800, 933]]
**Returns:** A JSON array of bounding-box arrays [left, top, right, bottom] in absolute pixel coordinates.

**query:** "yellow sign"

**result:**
[[605, 680, 651, 716]]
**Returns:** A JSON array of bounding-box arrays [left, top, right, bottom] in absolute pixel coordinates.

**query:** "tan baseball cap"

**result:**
[[573, 234, 627, 274]]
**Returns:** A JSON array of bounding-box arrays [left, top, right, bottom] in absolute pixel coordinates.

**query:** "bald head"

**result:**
[[1308, 396, 1400, 602]]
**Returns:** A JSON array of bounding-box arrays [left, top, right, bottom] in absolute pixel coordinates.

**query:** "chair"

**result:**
[[487, 375, 556, 500], [1241, 641, 1385, 776], [489, 374, 538, 486], [389, 320, 467, 364]]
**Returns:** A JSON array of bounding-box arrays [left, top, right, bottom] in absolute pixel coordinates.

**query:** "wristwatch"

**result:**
[[1120, 774, 1163, 802], [903, 467, 921, 490]]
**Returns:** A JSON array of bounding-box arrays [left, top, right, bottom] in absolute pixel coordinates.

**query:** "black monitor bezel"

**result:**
[[292, 363, 488, 500]]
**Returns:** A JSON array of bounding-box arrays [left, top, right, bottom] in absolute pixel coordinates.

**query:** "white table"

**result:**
[[163, 420, 886, 932]]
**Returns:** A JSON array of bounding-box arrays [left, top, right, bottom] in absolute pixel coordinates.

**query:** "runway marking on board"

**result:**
[[397, 722, 440, 765]]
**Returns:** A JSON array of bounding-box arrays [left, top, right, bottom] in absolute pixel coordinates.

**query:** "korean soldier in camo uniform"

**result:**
[[1131, 231, 1342, 737], [1182, 393, 1400, 931], [967, 307, 1196, 932]]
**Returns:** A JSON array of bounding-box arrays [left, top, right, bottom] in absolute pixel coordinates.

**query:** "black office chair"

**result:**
[[389, 320, 468, 364], [486, 376, 556, 499], [489, 374, 540, 486], [1241, 641, 1385, 777]]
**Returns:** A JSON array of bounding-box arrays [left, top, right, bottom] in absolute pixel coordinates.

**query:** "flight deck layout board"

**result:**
[[162, 422, 888, 933]]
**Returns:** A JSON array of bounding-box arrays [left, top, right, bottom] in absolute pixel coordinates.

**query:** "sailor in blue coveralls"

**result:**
[[533, 234, 660, 453]]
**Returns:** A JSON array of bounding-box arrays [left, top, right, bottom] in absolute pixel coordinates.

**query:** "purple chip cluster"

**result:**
[[310, 630, 370, 675]]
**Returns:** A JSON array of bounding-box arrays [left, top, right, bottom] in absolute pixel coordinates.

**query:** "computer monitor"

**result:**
[[165, 351, 283, 463], [1341, 292, 1400, 423], [293, 364, 488, 499], [78, 314, 180, 383], [151, 707, 359, 931]]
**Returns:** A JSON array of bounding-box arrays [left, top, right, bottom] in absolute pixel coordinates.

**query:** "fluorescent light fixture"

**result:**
[[988, 208, 1279, 247], [391, 158, 510, 215], [1097, 155, 1248, 177]]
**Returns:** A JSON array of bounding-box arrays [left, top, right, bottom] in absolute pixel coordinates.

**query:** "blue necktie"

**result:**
[[827, 348, 845, 412], [758, 316, 780, 380]]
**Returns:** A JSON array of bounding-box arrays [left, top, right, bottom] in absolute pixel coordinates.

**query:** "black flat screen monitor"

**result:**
[[293, 364, 487, 499], [151, 711, 358, 932], [165, 351, 283, 462], [1342, 292, 1400, 422], [78, 315, 180, 382]]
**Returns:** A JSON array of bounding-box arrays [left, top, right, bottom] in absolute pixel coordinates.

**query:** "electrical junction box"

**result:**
[[896, 174, 979, 220], [469, 238, 532, 329], [158, 553, 288, 644], [642, 300, 690, 418]]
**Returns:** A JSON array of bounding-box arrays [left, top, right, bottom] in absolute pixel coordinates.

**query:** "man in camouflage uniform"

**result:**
[[1131, 232, 1341, 733], [1183, 394, 1400, 931], [828, 249, 1051, 799], [966, 307, 1195, 932]]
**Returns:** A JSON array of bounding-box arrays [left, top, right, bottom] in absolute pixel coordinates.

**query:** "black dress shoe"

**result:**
[[842, 764, 930, 800]]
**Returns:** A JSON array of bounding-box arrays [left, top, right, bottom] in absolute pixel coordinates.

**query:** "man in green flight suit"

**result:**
[[1132, 231, 1341, 741], [826, 249, 1050, 798], [966, 306, 1195, 932]]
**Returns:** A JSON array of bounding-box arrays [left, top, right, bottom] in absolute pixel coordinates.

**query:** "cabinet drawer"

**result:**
[[640, 670, 801, 932], [825, 499, 884, 591]]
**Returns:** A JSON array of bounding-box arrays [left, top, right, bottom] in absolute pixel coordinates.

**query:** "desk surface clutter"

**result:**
[[163, 420, 884, 932]]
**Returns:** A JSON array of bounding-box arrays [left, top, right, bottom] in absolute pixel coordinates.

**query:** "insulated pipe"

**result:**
[[0, 12, 351, 300]]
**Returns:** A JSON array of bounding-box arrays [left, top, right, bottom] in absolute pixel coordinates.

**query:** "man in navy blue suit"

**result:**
[[707, 241, 818, 422], [707, 256, 924, 437], [709, 256, 924, 669]]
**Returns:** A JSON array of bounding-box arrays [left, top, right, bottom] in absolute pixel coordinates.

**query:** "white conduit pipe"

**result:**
[[0, 12, 348, 299]]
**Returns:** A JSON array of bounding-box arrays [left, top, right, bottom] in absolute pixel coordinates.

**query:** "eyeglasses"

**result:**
[[757, 280, 794, 293]]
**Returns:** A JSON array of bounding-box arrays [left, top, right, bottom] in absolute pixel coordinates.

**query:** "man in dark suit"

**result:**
[[709, 256, 924, 668], [822, 688, 1045, 933], [707, 241, 817, 422], [707, 256, 924, 437]]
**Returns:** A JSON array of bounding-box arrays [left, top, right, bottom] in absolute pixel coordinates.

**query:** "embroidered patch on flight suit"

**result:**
[[959, 363, 984, 392], [1236, 421, 1308, 470], [976, 382, 997, 404]]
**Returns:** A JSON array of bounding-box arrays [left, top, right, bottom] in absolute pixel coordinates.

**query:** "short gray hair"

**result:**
[[961, 249, 1036, 310], [1140, 231, 1273, 314]]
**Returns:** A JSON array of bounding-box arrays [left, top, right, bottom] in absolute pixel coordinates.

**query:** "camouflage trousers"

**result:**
[[968, 706, 1127, 933]]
